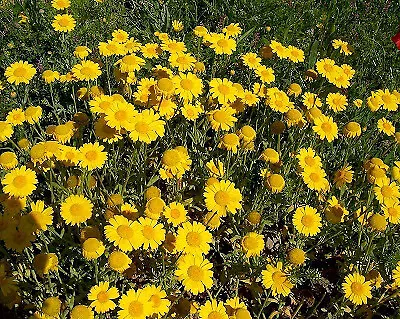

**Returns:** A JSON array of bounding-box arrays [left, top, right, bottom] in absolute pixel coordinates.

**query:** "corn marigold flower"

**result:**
[[42, 70, 60, 83], [392, 262, 400, 288], [287, 248, 306, 266], [194, 25, 208, 37], [2, 166, 37, 198], [70, 305, 94, 319], [108, 250, 131, 273], [105, 215, 142, 251], [325, 196, 349, 224], [374, 177, 400, 206], [172, 72, 203, 101], [163, 202, 187, 226], [136, 217, 165, 250], [270, 40, 288, 59], [332, 39, 352, 55], [293, 205, 322, 236], [342, 272, 372, 305], [255, 65, 275, 83], [199, 299, 228, 319], [144, 196, 165, 220], [209, 34, 236, 55], [142, 285, 170, 316], [206, 159, 224, 177], [326, 92, 348, 112], [60, 194, 93, 225], [28, 200, 53, 232], [376, 89, 398, 111], [315, 58, 336, 78], [118, 288, 153, 319], [381, 203, 400, 224], [79, 142, 107, 170], [169, 52, 196, 71], [287, 83, 302, 97], [33, 253, 58, 277], [333, 164, 353, 188], [377, 117, 395, 136], [241, 52, 261, 69], [82, 238, 105, 260], [0, 152, 18, 170], [241, 232, 264, 258], [219, 133, 240, 153], [159, 146, 191, 179], [25, 106, 42, 124], [42, 297, 61, 318], [88, 281, 119, 313], [262, 261, 293, 296], [52, 0, 70, 10], [343, 121, 361, 138], [286, 45, 304, 62], [368, 213, 387, 231], [264, 172, 285, 193], [204, 179, 242, 216], [175, 221, 212, 256], [74, 46, 91, 59], [72, 60, 101, 81], [312, 114, 338, 142], [267, 88, 294, 113], [5, 60, 36, 85], [94, 117, 122, 143], [175, 254, 213, 295], [6, 108, 25, 126], [112, 29, 129, 43], [172, 20, 184, 32], [52, 14, 76, 32], [203, 212, 221, 229]]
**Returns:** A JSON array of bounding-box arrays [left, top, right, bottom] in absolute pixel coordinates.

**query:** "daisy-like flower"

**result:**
[[199, 299, 229, 319], [60, 194, 93, 225], [241, 232, 264, 257], [112, 29, 129, 43], [326, 92, 348, 112], [6, 108, 25, 126], [5, 61, 36, 85], [0, 152, 18, 170], [204, 179, 242, 216], [74, 46, 91, 59], [127, 109, 165, 143], [136, 217, 166, 250], [301, 167, 329, 192], [28, 200, 53, 232], [333, 164, 354, 188], [163, 202, 187, 226], [377, 117, 395, 136], [25, 106, 42, 124], [342, 272, 372, 305], [175, 221, 212, 256], [270, 40, 288, 58], [104, 215, 142, 251], [296, 148, 322, 170], [2, 166, 37, 198], [209, 78, 237, 105], [181, 101, 203, 120], [52, 14, 76, 32], [255, 65, 275, 83], [72, 60, 101, 81], [52, 0, 70, 10], [286, 45, 304, 63], [293, 205, 322, 236], [175, 254, 213, 295], [159, 146, 191, 180], [142, 285, 171, 316], [313, 114, 338, 142], [382, 203, 400, 224], [343, 121, 361, 138], [172, 72, 203, 101], [241, 52, 261, 69], [209, 34, 236, 55], [332, 39, 352, 55], [207, 106, 237, 131], [88, 282, 119, 313], [116, 54, 145, 73], [79, 142, 107, 170], [104, 101, 135, 130], [169, 52, 196, 72], [108, 251, 132, 273], [374, 177, 400, 206], [262, 261, 293, 296], [82, 238, 105, 260], [223, 23, 242, 37], [118, 288, 153, 319]]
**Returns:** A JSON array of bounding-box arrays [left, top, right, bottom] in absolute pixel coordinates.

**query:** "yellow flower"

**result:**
[[6, 108, 25, 126], [42, 70, 60, 83], [79, 142, 107, 170], [293, 205, 322, 236], [42, 297, 62, 318], [325, 196, 349, 224], [52, 14, 76, 32], [0, 152, 18, 170], [368, 213, 387, 231], [312, 115, 338, 142], [267, 88, 293, 113], [261, 148, 280, 164], [353, 99, 363, 108], [342, 272, 372, 305], [223, 23, 242, 37], [99, 40, 127, 56], [241, 52, 261, 69], [60, 194, 93, 225], [264, 172, 285, 193], [5, 61, 36, 85], [2, 166, 37, 198], [33, 253, 58, 277], [72, 60, 102, 81], [104, 101, 135, 130], [270, 40, 288, 59], [117, 288, 153, 319], [377, 117, 395, 136], [376, 89, 398, 111], [169, 52, 196, 72], [163, 202, 187, 226], [105, 215, 142, 251], [241, 232, 264, 257], [74, 46, 91, 59], [315, 58, 336, 78], [112, 29, 129, 43], [392, 262, 400, 287], [117, 54, 145, 73], [287, 248, 306, 266], [208, 106, 237, 131], [209, 34, 236, 55], [172, 20, 184, 32], [199, 299, 228, 319], [25, 106, 42, 124], [204, 179, 242, 216], [286, 45, 304, 62], [326, 92, 347, 112], [172, 72, 203, 101], [175, 221, 212, 256], [287, 83, 302, 97], [161, 39, 186, 54], [88, 281, 119, 313], [302, 167, 328, 192], [333, 164, 353, 188], [262, 261, 293, 296], [209, 78, 237, 105], [137, 217, 165, 250], [159, 146, 191, 180], [194, 25, 209, 37], [205, 159, 224, 178], [382, 203, 400, 224], [374, 177, 400, 206], [108, 251, 132, 273], [181, 101, 203, 120], [142, 285, 170, 316], [70, 305, 94, 319], [175, 254, 213, 295], [82, 238, 105, 260], [343, 121, 361, 138], [219, 133, 240, 153], [28, 200, 53, 231], [332, 39, 352, 55], [297, 149, 321, 171], [128, 109, 165, 143], [255, 65, 275, 83], [52, 0, 70, 10], [302, 92, 322, 109], [145, 197, 165, 220]]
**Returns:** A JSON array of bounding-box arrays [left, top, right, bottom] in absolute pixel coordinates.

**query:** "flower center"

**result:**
[[301, 215, 314, 227], [351, 282, 363, 295], [209, 311, 224, 319], [80, 67, 92, 76], [13, 175, 26, 188], [14, 67, 27, 77], [157, 78, 174, 92], [150, 294, 162, 307], [218, 84, 231, 95], [115, 110, 127, 121], [180, 79, 193, 90], [321, 122, 332, 132], [69, 204, 82, 216], [58, 17, 69, 27], [85, 150, 98, 161], [213, 110, 228, 123], [309, 173, 321, 183], [135, 121, 149, 134], [186, 231, 201, 246], [243, 237, 258, 250], [187, 265, 203, 281], [214, 190, 230, 206], [142, 225, 155, 239], [217, 39, 229, 48], [170, 209, 181, 219], [162, 150, 181, 166], [117, 225, 134, 239], [129, 301, 143, 316], [381, 185, 394, 197], [272, 271, 286, 285], [97, 291, 109, 303]]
